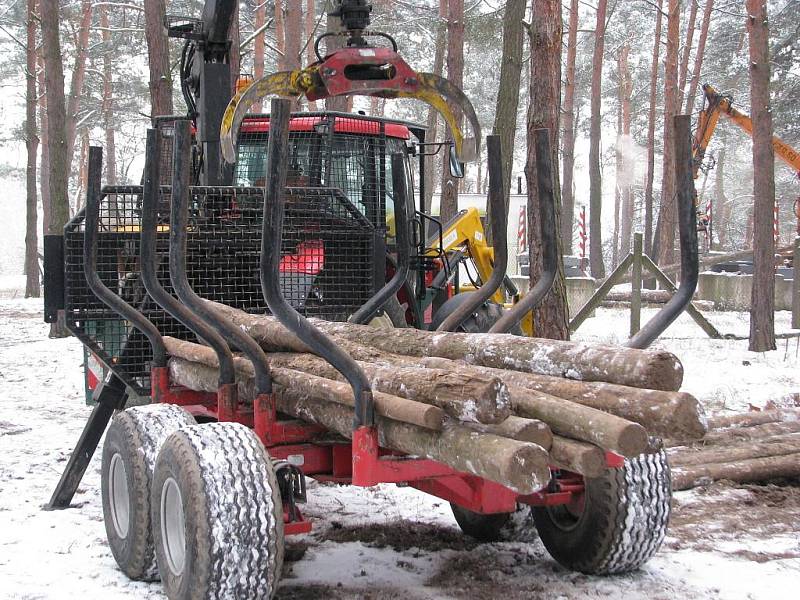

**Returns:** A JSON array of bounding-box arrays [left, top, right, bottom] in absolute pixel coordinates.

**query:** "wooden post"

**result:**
[[641, 254, 722, 339], [569, 253, 633, 332], [792, 236, 799, 329], [631, 232, 643, 336]]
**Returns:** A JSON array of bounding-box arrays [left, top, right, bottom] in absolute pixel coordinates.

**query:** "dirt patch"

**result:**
[[320, 519, 479, 553], [667, 479, 800, 557]]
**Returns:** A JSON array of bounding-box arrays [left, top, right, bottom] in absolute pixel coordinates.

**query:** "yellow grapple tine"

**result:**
[[220, 70, 313, 164]]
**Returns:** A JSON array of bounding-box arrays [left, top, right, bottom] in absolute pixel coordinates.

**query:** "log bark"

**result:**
[[166, 349, 442, 431], [439, 0, 465, 224], [163, 337, 508, 424], [644, 0, 664, 255], [169, 359, 550, 494], [24, 0, 40, 298], [420, 356, 707, 440], [100, 5, 117, 185], [144, 0, 173, 117], [467, 417, 553, 450], [549, 436, 606, 478], [508, 387, 648, 457], [668, 433, 800, 467], [588, 0, 608, 278], [706, 409, 800, 430], [671, 453, 800, 490], [207, 301, 684, 391], [560, 0, 579, 253], [697, 421, 800, 445]]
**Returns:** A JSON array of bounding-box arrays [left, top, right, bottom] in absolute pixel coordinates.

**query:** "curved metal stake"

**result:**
[[627, 115, 699, 349], [489, 129, 557, 333], [437, 135, 508, 332], [260, 98, 375, 429], [167, 119, 273, 398], [349, 153, 410, 325], [138, 129, 238, 410]]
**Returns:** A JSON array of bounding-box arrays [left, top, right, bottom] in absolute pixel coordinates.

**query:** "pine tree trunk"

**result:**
[[746, 0, 776, 352], [588, 0, 607, 278], [305, 0, 318, 110], [655, 0, 681, 266], [144, 0, 173, 117], [275, 0, 286, 70], [644, 0, 664, 256], [65, 0, 92, 166], [324, 6, 348, 112], [527, 0, 569, 340], [619, 44, 634, 256], [677, 0, 698, 111], [37, 52, 50, 229], [423, 0, 447, 214], [253, 1, 266, 111], [613, 94, 622, 269], [439, 0, 465, 224], [684, 0, 714, 113], [560, 0, 579, 254], [41, 0, 71, 338], [24, 0, 40, 298], [486, 0, 525, 244], [228, 1, 240, 94], [284, 1, 302, 70], [100, 5, 116, 185]]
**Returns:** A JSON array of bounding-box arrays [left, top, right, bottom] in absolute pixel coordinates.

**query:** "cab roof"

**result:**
[[240, 111, 420, 140]]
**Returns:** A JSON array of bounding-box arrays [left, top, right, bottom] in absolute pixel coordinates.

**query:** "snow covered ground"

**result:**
[[1, 299, 798, 599]]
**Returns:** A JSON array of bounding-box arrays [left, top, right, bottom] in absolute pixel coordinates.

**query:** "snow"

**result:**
[[1, 298, 798, 599]]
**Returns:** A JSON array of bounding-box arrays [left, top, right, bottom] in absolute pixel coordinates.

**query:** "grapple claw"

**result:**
[[220, 47, 482, 166]]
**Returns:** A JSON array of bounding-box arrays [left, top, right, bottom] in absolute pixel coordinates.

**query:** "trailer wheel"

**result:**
[[151, 423, 284, 600], [532, 449, 671, 574], [450, 504, 512, 542], [101, 404, 195, 581]]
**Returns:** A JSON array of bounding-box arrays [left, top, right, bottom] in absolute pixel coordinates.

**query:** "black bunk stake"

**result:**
[[436, 135, 510, 332], [489, 128, 557, 333], [47, 147, 133, 510], [259, 98, 375, 429]]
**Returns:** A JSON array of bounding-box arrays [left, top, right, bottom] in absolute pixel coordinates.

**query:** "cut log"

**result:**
[[507, 387, 648, 457], [169, 358, 551, 494], [668, 433, 800, 467], [671, 453, 800, 490], [168, 356, 443, 431], [606, 289, 673, 303], [163, 337, 509, 424], [549, 436, 607, 478], [420, 357, 707, 440], [706, 409, 800, 430], [697, 421, 800, 445], [466, 416, 553, 449], [207, 301, 684, 391]]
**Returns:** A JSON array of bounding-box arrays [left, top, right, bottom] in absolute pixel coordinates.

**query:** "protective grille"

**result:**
[[64, 184, 380, 395]]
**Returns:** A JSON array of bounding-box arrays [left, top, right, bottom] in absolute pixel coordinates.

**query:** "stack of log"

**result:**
[[668, 409, 800, 490], [165, 300, 709, 495], [601, 289, 714, 311]]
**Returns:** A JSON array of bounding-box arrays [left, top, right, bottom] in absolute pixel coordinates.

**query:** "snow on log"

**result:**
[[168, 358, 551, 494], [706, 409, 800, 430], [668, 433, 800, 467], [697, 421, 800, 445], [421, 357, 707, 440], [206, 301, 684, 391]]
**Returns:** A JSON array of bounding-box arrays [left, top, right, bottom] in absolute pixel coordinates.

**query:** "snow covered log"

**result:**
[[671, 454, 800, 490], [421, 357, 707, 440], [548, 436, 607, 478], [706, 409, 800, 430], [163, 337, 509, 425], [168, 358, 551, 494], [206, 301, 684, 391], [697, 421, 800, 445]]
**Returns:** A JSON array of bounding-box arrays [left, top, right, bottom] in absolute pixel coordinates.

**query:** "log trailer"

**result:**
[[41, 1, 686, 598], [693, 83, 800, 237]]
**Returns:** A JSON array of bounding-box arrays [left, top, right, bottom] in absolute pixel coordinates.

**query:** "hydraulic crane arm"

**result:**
[[694, 84, 800, 179]]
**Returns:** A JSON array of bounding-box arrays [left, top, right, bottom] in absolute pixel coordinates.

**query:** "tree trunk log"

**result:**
[[167, 350, 443, 431], [707, 410, 800, 430], [671, 453, 800, 490], [467, 417, 553, 450], [697, 421, 800, 445], [168, 358, 550, 494], [420, 356, 706, 440], [549, 436, 606, 478], [668, 433, 800, 467], [205, 301, 684, 391], [163, 337, 508, 424]]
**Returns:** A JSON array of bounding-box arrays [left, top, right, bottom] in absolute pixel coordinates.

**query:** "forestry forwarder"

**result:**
[[42, 1, 674, 598]]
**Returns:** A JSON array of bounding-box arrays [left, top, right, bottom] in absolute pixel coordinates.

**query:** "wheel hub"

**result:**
[[108, 453, 130, 539], [160, 477, 187, 576]]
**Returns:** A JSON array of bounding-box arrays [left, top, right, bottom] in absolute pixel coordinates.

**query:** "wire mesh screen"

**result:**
[[64, 182, 380, 395]]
